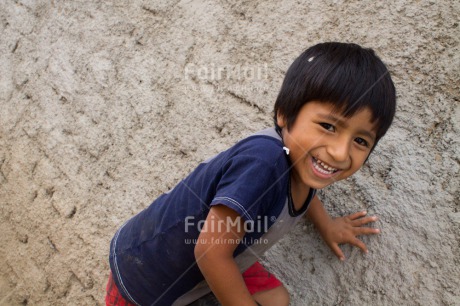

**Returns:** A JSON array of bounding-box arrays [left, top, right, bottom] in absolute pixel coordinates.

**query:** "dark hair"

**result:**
[[274, 42, 396, 147]]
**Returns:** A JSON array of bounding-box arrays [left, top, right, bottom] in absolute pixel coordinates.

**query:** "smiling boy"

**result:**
[[106, 42, 396, 306], [278, 102, 381, 262]]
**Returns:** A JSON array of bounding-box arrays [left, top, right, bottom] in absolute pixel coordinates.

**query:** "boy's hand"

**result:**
[[323, 211, 380, 261], [306, 196, 380, 261]]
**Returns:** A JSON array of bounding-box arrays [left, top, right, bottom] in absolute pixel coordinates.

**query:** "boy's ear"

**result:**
[[276, 112, 287, 128]]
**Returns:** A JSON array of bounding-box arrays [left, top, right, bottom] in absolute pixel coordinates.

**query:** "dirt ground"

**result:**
[[0, 0, 459, 305]]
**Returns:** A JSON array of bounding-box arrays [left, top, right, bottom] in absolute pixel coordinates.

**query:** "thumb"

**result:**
[[330, 243, 345, 261]]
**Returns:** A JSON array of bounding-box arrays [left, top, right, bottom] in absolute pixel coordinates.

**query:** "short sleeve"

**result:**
[[210, 155, 282, 221]]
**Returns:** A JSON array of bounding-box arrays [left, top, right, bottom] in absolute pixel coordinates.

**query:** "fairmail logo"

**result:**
[[184, 215, 272, 233], [184, 63, 269, 81]]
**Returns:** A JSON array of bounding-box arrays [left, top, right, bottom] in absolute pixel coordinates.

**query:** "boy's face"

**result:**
[[277, 101, 376, 190]]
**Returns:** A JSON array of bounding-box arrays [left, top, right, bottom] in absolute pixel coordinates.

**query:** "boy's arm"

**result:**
[[195, 205, 258, 306], [305, 195, 380, 261]]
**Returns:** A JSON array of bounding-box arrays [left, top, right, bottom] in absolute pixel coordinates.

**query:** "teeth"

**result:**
[[314, 158, 338, 174]]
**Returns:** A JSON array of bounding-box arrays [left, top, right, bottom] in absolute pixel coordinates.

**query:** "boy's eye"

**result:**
[[319, 123, 335, 132], [354, 137, 369, 147]]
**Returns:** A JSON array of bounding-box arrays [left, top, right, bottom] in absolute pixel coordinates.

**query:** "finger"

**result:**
[[330, 243, 346, 261], [347, 210, 368, 220], [350, 238, 368, 254], [353, 226, 381, 236], [351, 216, 378, 227]]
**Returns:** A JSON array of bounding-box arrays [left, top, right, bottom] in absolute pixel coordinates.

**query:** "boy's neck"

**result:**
[[290, 174, 311, 212]]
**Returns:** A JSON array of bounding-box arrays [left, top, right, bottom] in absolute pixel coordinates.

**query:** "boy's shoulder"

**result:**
[[229, 128, 286, 164]]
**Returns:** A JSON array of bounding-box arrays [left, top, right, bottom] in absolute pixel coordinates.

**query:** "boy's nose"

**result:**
[[326, 137, 351, 164]]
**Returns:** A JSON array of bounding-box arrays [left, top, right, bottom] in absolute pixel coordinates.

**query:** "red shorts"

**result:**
[[241, 261, 283, 295], [105, 262, 282, 305], [105, 273, 136, 306]]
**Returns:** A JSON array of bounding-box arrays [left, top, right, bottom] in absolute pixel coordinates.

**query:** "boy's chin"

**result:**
[[308, 181, 336, 190], [306, 174, 351, 190]]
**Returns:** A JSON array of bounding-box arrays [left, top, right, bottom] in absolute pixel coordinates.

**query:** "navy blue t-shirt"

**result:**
[[109, 128, 315, 305]]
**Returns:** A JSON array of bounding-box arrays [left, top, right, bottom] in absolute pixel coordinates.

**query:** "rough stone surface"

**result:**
[[0, 0, 458, 305]]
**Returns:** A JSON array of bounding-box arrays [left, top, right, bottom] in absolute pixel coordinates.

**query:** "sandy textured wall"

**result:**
[[0, 0, 459, 305]]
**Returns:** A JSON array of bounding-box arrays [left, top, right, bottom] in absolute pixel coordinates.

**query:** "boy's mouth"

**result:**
[[312, 157, 340, 175]]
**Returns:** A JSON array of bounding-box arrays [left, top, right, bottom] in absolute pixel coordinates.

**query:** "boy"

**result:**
[[106, 42, 396, 306]]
